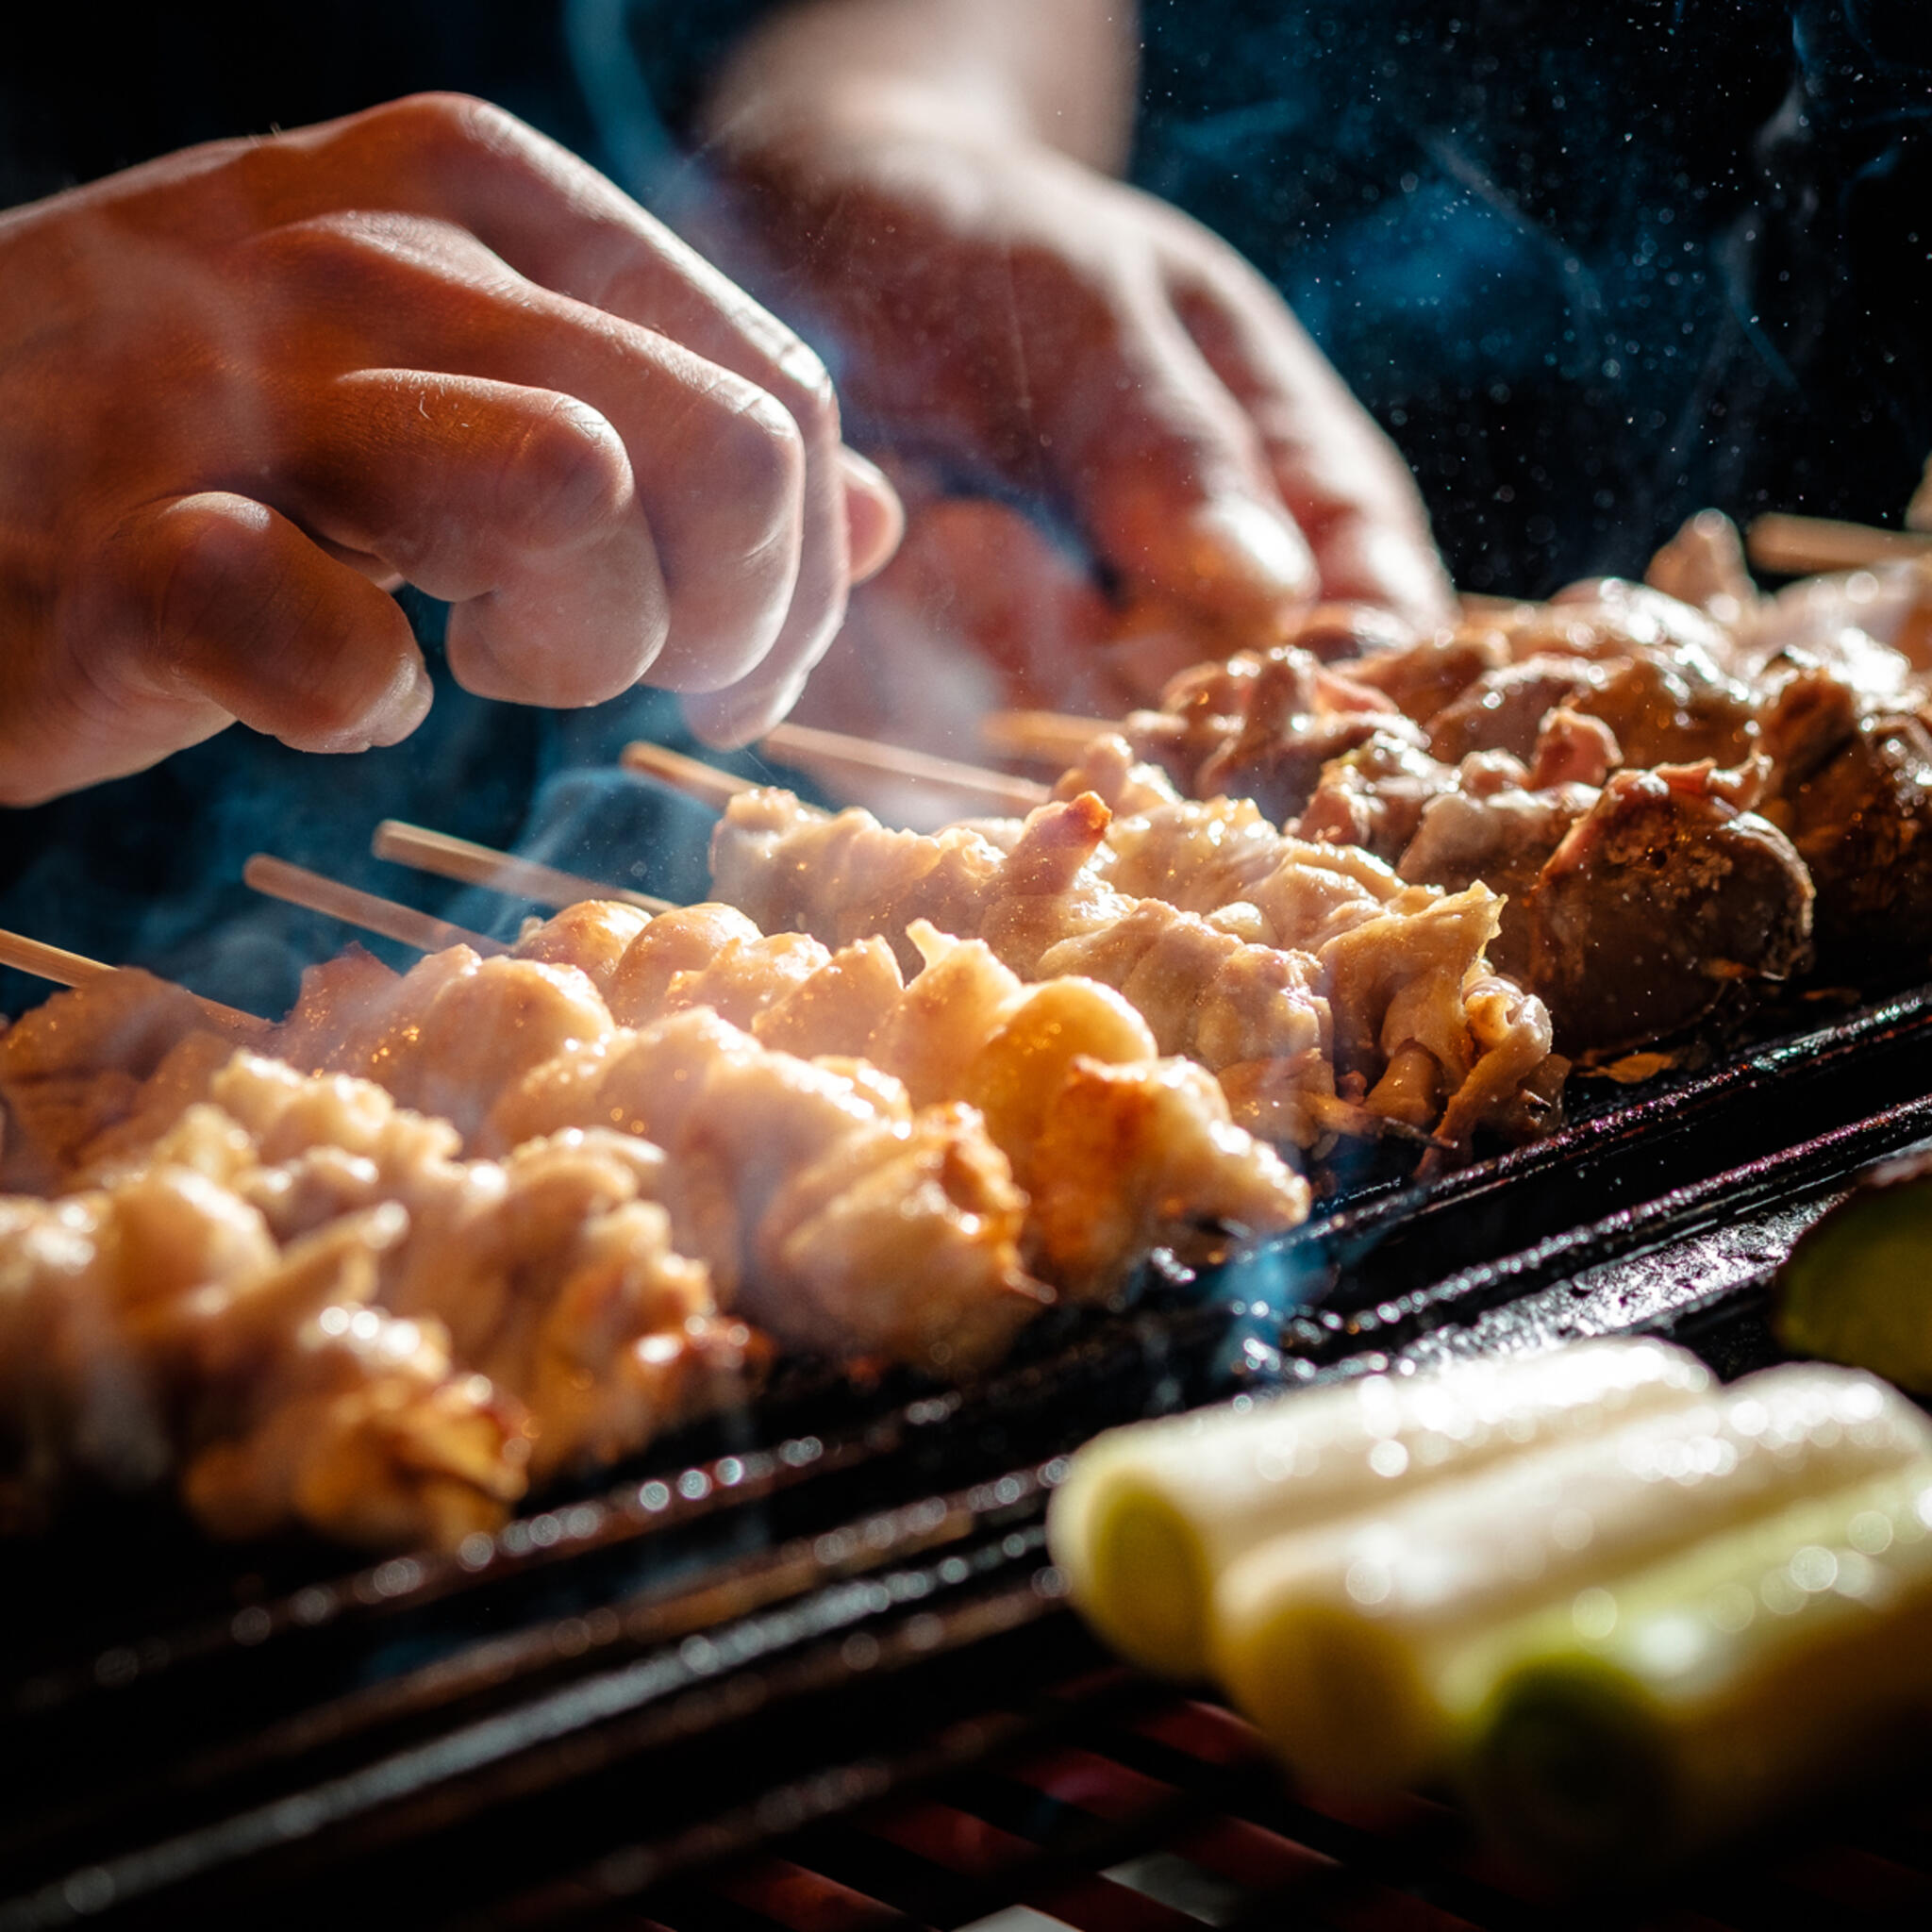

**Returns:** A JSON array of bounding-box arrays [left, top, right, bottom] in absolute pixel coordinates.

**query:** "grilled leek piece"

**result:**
[[1465, 1460, 1932, 1876], [1045, 1338, 1712, 1678], [1208, 1363, 1932, 1790]]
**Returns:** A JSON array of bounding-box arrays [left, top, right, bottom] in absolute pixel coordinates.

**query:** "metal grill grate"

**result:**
[[8, 985, 1932, 1928]]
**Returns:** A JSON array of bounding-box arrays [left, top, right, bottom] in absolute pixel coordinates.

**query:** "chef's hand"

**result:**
[[0, 93, 902, 806], [702, 5, 1452, 646]]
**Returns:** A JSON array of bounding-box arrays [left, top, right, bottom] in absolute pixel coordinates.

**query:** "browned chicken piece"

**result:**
[[1193, 650, 1415, 822], [1348, 625, 1510, 724], [1530, 766, 1812, 1053], [870, 924, 1307, 1291], [1428, 656, 1607, 763], [1295, 729, 1466, 860], [1397, 779, 1600, 987], [1760, 675, 1932, 972], [1026, 1057, 1314, 1291], [487, 1008, 1044, 1374], [0, 1169, 529, 1546], [1399, 758, 1813, 1055], [1097, 645, 1405, 803], [1572, 651, 1759, 769], [1506, 578, 1737, 664], [89, 1051, 753, 1484], [1526, 708, 1622, 791], [1275, 601, 1424, 663]]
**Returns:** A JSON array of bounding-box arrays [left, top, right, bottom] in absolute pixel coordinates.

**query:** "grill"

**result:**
[[8, 981, 1932, 1930]]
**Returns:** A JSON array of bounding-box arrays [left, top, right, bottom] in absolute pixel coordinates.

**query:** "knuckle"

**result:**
[[371, 92, 520, 161], [499, 397, 634, 555], [711, 385, 807, 543], [764, 343, 839, 442], [150, 499, 259, 658]]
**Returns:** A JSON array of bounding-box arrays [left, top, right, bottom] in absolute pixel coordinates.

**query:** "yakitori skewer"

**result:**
[[0, 926, 270, 1037], [372, 821, 670, 915], [243, 855, 508, 958], [1744, 511, 1932, 576], [758, 721, 1049, 816]]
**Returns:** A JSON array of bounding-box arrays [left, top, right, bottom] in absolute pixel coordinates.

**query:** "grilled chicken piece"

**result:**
[[0, 970, 242, 1191], [1761, 688, 1932, 973], [488, 1008, 1043, 1374], [1194, 650, 1409, 823], [1645, 508, 1760, 629], [1429, 656, 1606, 764], [874, 925, 1307, 1291], [1572, 651, 1758, 769], [1401, 762, 1813, 1054], [109, 1054, 756, 1482], [711, 786, 1561, 1159], [712, 786, 1336, 1077], [1532, 767, 1812, 1052], [1349, 625, 1510, 724], [182, 1302, 528, 1550], [511, 899, 652, 994], [511, 901, 1307, 1291], [0, 1172, 529, 1546]]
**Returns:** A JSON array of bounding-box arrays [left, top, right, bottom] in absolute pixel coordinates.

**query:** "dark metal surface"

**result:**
[[7, 988, 1932, 1928]]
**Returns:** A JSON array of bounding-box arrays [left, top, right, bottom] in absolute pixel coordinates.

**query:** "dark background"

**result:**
[[0, 0, 1927, 1012]]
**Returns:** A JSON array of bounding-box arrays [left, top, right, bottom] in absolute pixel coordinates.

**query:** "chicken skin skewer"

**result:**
[[1, 958, 1044, 1379], [276, 901, 1305, 1302], [704, 783, 1559, 1159], [101, 1050, 760, 1484], [508, 899, 1309, 1296]]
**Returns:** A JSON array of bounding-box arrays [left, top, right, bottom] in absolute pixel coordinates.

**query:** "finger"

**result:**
[[84, 491, 431, 753], [1041, 292, 1318, 631], [238, 210, 808, 694], [1172, 275, 1457, 630], [841, 447, 905, 584], [245, 98, 859, 711], [266, 368, 669, 707]]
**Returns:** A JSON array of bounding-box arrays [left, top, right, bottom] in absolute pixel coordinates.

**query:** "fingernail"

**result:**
[[1180, 495, 1317, 607], [371, 658, 434, 747]]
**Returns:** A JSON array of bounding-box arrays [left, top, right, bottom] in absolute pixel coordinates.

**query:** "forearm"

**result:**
[[699, 0, 1139, 174]]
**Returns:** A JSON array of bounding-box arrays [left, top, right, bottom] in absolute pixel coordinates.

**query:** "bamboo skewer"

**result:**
[[1745, 513, 1932, 577], [621, 741, 757, 808], [372, 822, 670, 915], [980, 709, 1110, 770], [243, 855, 509, 958], [757, 722, 1049, 815], [0, 928, 271, 1038]]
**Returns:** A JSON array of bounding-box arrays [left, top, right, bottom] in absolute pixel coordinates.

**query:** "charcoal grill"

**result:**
[[10, 982, 1932, 1930]]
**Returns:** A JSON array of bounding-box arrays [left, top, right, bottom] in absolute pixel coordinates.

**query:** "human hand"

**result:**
[[713, 119, 1452, 649], [0, 93, 902, 806]]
